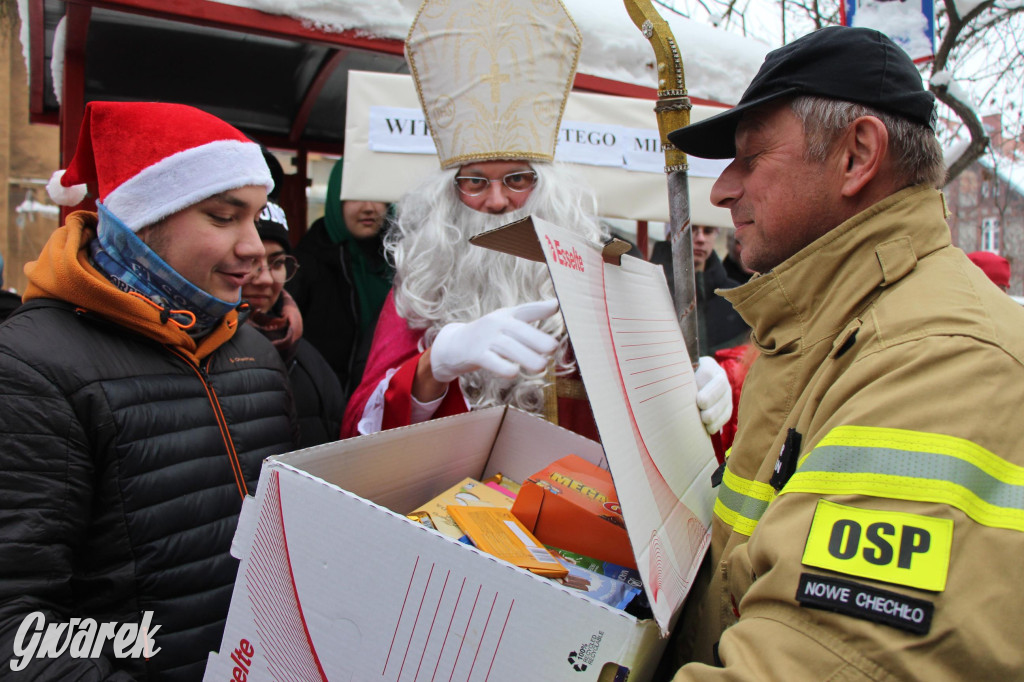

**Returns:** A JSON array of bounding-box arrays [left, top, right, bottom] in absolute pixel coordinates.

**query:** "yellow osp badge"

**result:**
[[802, 500, 952, 592]]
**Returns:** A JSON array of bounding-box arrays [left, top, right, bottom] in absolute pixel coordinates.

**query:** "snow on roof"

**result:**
[[980, 153, 1024, 198], [219, 0, 771, 105]]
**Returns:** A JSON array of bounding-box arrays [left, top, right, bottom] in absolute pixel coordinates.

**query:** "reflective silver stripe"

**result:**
[[798, 445, 1024, 511], [714, 465, 777, 536], [718, 482, 771, 522], [784, 425, 1024, 532]]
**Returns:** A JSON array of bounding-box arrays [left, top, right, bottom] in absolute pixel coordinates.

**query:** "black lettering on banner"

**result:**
[[384, 119, 429, 136], [634, 137, 659, 152], [562, 128, 616, 147], [796, 573, 934, 635]]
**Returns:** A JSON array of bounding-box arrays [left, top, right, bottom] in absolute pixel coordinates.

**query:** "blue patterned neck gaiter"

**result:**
[[89, 203, 239, 337]]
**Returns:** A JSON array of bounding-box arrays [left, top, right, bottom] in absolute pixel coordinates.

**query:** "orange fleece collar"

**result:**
[[23, 211, 240, 362]]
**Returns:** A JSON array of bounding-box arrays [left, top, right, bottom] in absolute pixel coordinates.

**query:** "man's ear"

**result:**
[[838, 116, 889, 198]]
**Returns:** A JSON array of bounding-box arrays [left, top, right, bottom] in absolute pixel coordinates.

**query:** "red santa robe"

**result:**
[[341, 291, 599, 440]]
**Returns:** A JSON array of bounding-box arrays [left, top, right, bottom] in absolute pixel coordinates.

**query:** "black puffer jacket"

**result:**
[[286, 338, 345, 447], [0, 215, 296, 681], [247, 305, 345, 449], [286, 217, 390, 399]]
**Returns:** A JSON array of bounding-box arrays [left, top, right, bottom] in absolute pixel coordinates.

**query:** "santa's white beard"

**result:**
[[388, 163, 605, 414]]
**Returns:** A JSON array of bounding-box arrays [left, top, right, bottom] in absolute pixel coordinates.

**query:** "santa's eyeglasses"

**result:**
[[453, 171, 538, 196]]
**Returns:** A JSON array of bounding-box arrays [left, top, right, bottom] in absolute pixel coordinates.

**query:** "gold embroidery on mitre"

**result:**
[[405, 0, 582, 169]]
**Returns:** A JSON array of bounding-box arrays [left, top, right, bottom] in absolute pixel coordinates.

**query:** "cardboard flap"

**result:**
[[476, 215, 719, 635], [229, 494, 257, 560], [601, 238, 633, 265], [274, 407, 509, 513], [470, 217, 633, 266], [470, 217, 545, 262]]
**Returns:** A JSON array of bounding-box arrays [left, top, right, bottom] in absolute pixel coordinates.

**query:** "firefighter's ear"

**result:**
[[838, 115, 888, 198]]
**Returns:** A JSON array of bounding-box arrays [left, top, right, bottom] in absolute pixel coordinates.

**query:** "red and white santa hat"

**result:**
[[47, 101, 273, 231]]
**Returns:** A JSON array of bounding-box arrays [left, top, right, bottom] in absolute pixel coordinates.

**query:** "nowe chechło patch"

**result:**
[[9, 611, 160, 672], [796, 573, 934, 634], [802, 500, 952, 592]]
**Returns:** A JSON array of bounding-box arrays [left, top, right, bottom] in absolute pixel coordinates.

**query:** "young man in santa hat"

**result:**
[[0, 101, 297, 678], [342, 0, 732, 441]]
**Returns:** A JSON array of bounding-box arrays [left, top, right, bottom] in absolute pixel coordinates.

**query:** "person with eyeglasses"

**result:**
[[243, 201, 345, 449], [451, 163, 539, 213], [341, 0, 732, 443]]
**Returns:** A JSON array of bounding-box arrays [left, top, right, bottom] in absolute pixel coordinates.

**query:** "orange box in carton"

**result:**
[[511, 454, 636, 569]]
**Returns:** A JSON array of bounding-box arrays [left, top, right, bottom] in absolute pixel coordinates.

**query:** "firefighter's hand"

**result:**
[[695, 356, 732, 434], [430, 300, 560, 383]]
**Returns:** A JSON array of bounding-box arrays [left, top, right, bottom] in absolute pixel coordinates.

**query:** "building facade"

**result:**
[[942, 115, 1023, 296], [2, 9, 60, 296]]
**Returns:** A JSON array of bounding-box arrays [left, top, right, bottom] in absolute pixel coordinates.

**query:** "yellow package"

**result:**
[[446, 506, 568, 579], [409, 477, 514, 539]]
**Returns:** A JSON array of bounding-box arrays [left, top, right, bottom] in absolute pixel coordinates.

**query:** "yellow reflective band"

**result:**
[[713, 465, 777, 536], [787, 425, 1024, 533], [802, 500, 952, 591]]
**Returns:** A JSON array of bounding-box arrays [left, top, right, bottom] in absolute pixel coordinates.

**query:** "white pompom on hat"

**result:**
[[46, 101, 274, 231]]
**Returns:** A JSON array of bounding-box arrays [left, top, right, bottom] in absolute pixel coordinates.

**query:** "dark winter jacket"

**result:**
[[247, 303, 345, 449], [652, 244, 750, 353], [286, 339, 344, 447], [722, 253, 753, 284], [0, 289, 20, 321], [286, 218, 389, 400], [0, 212, 296, 681]]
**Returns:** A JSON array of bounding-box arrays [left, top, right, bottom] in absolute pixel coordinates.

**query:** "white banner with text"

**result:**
[[344, 71, 735, 225]]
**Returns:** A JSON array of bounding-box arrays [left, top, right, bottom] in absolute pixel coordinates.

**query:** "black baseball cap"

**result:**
[[668, 26, 937, 159]]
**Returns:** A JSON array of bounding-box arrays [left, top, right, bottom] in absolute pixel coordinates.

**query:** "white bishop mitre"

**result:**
[[405, 0, 582, 170]]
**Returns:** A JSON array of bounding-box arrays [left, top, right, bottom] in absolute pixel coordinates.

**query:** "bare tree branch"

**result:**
[[933, 82, 990, 180], [663, 0, 1022, 185]]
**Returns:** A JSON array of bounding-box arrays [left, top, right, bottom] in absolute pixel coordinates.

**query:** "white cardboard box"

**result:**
[[205, 408, 666, 681], [205, 217, 718, 681]]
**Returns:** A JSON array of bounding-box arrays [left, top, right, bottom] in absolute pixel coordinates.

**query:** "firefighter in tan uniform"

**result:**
[[657, 26, 1024, 680]]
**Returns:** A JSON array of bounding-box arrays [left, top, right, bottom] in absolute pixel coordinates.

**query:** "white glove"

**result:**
[[430, 300, 560, 383], [695, 355, 732, 435]]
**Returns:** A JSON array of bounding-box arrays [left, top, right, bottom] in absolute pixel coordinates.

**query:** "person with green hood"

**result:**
[[286, 158, 393, 404]]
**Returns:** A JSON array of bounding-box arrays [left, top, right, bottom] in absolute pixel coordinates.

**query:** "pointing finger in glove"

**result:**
[[509, 298, 560, 323], [430, 299, 561, 383]]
